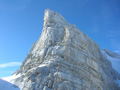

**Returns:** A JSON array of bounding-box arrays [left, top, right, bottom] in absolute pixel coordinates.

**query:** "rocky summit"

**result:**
[[11, 9, 120, 90]]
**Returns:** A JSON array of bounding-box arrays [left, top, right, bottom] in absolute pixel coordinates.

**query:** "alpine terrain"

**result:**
[[1, 9, 120, 90], [0, 79, 19, 90]]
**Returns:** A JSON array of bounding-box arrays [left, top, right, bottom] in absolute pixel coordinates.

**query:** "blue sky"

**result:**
[[0, 0, 120, 77]]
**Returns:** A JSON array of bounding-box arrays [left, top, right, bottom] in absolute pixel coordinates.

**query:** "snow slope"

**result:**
[[0, 79, 20, 90], [2, 74, 21, 83], [102, 49, 120, 74], [102, 49, 120, 87]]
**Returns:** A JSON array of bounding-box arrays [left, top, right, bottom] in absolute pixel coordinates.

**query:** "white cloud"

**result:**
[[0, 62, 21, 68]]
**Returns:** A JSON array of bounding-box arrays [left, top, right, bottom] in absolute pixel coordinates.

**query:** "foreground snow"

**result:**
[[0, 74, 21, 90], [2, 74, 21, 83], [0, 79, 20, 90]]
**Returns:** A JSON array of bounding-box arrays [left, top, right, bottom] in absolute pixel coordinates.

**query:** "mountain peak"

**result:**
[[8, 9, 120, 90], [43, 9, 67, 27]]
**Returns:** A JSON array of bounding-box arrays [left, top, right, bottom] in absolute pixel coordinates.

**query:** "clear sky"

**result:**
[[0, 0, 120, 77]]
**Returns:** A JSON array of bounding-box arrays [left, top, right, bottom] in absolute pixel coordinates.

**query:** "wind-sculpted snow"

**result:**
[[7, 9, 120, 90]]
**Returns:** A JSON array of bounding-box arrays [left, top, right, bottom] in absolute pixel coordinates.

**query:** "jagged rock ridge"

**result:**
[[12, 9, 120, 90]]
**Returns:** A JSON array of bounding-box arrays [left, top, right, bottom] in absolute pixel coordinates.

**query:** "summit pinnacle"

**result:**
[[10, 9, 120, 90]]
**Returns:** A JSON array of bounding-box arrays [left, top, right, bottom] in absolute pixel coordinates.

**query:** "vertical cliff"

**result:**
[[12, 9, 120, 90]]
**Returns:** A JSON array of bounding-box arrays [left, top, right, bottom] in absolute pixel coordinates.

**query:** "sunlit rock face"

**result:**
[[13, 9, 120, 90]]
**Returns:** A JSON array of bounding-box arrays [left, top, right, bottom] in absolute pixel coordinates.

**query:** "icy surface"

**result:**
[[0, 79, 20, 90]]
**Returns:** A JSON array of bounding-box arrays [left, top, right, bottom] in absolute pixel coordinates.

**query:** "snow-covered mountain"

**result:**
[[0, 9, 120, 90], [0, 79, 20, 90], [102, 49, 120, 87], [102, 49, 120, 74]]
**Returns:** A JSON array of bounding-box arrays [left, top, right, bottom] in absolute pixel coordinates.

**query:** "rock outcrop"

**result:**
[[12, 9, 120, 90]]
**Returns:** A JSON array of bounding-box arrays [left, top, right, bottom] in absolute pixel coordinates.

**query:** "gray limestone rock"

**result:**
[[12, 9, 120, 90]]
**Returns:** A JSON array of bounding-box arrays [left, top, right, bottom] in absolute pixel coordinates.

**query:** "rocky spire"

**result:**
[[13, 9, 120, 90], [43, 9, 67, 27]]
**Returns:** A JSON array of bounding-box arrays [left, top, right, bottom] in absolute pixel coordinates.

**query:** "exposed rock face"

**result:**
[[13, 9, 120, 90]]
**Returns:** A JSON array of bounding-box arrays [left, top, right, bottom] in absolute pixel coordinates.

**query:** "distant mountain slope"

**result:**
[[102, 49, 120, 87], [102, 49, 120, 74], [0, 79, 20, 90]]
